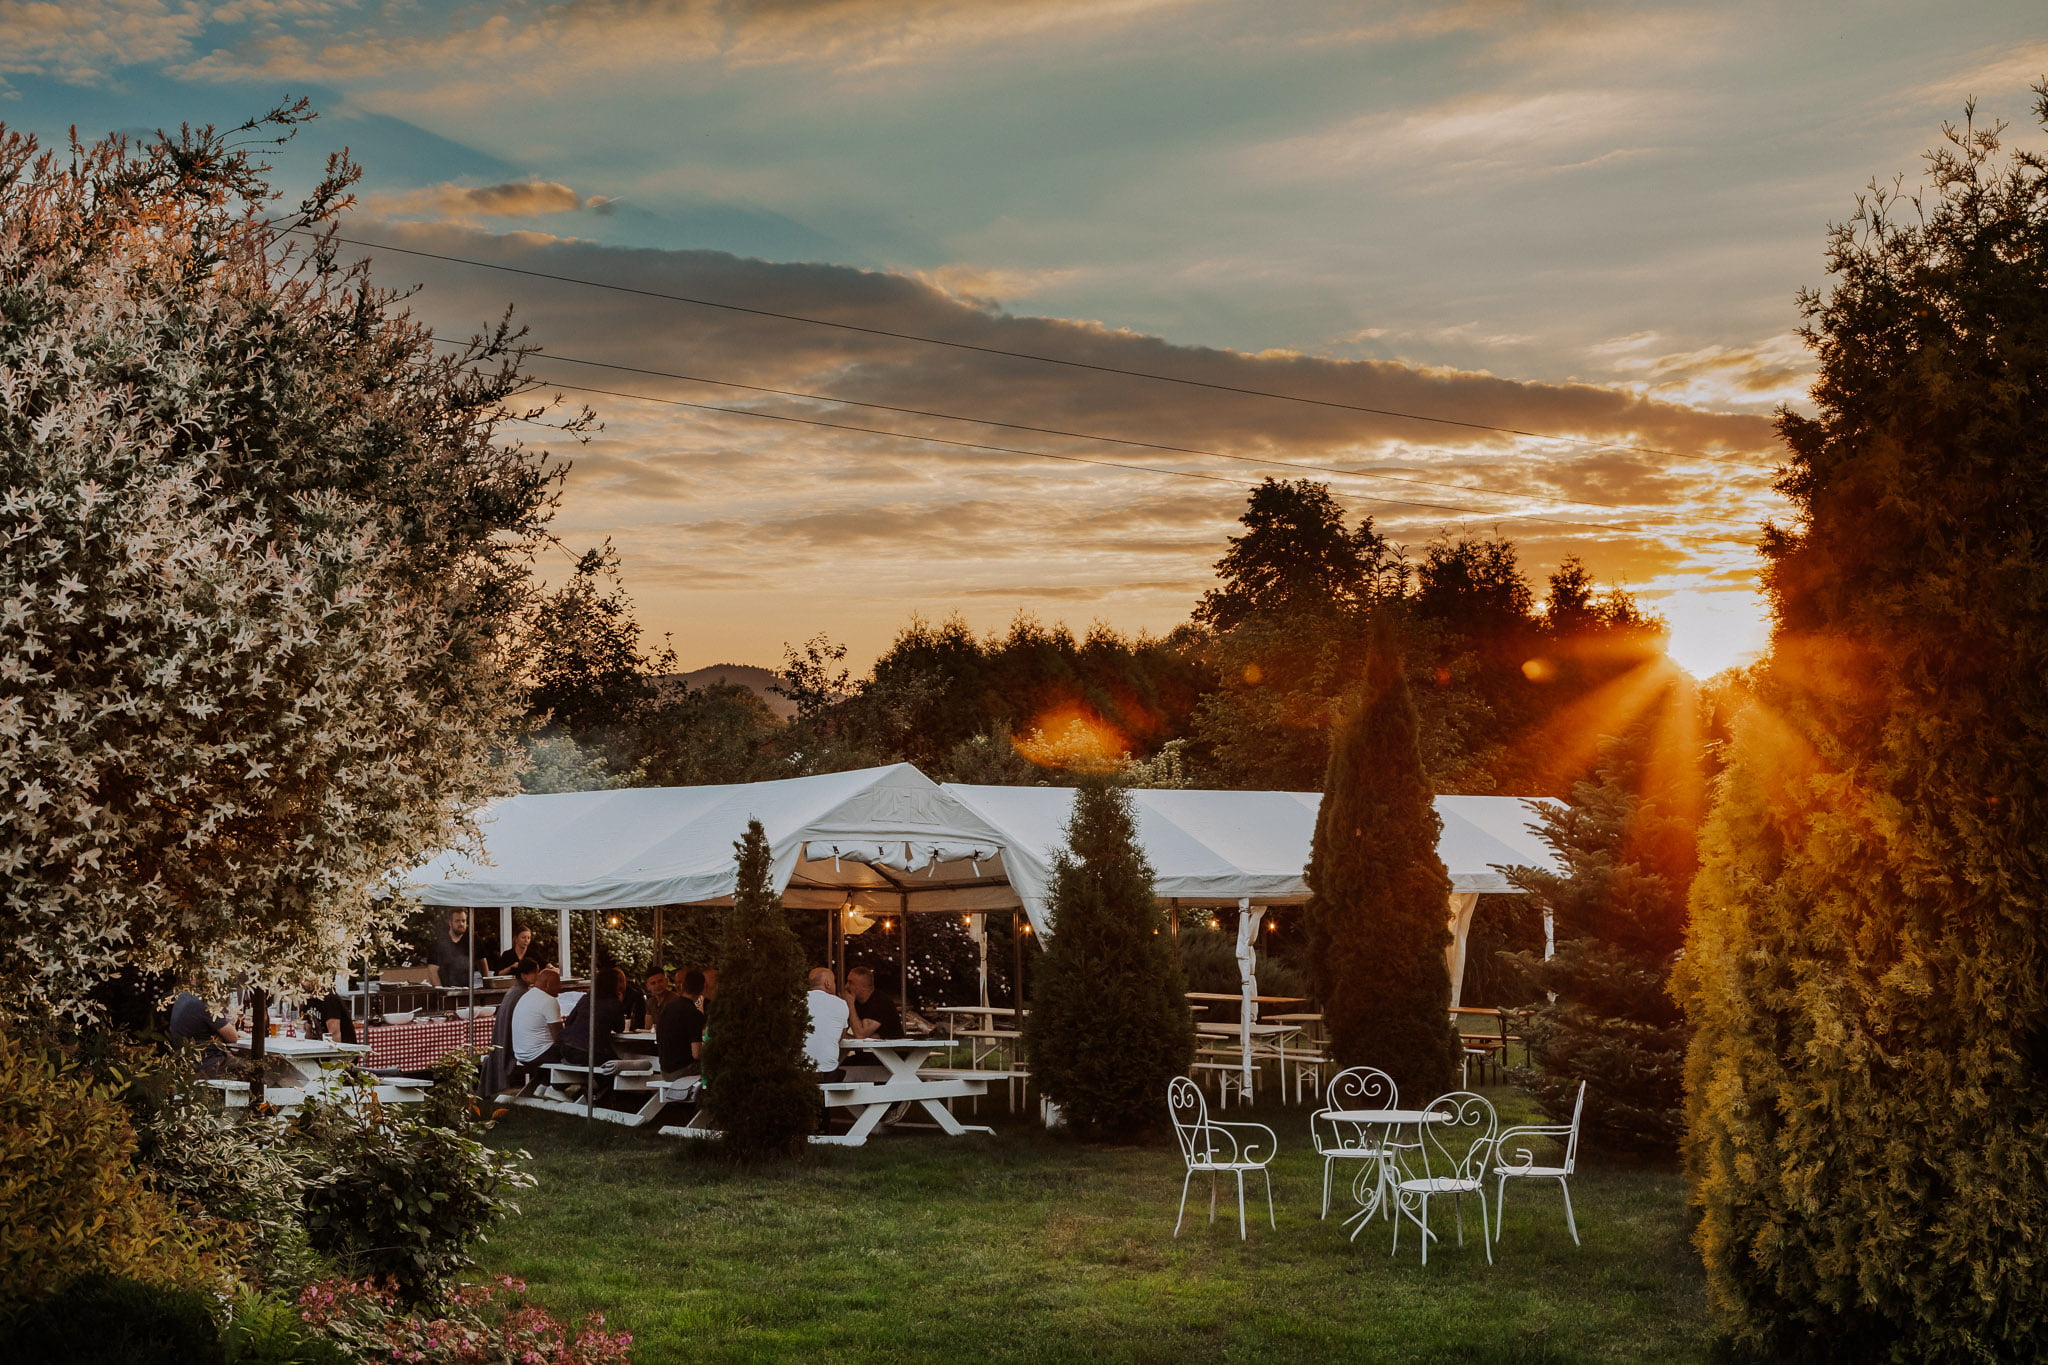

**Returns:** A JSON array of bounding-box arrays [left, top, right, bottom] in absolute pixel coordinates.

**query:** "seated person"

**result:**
[[485, 925, 534, 976], [804, 967, 849, 1084], [841, 966, 904, 1070], [484, 957, 541, 1095], [637, 968, 672, 1030], [301, 982, 358, 1046], [656, 969, 708, 1078], [510, 967, 565, 1078], [426, 909, 478, 988], [168, 989, 239, 1075], [561, 968, 628, 1070]]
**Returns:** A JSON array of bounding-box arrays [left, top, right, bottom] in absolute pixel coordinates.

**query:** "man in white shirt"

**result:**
[[512, 967, 564, 1077], [804, 967, 849, 1081]]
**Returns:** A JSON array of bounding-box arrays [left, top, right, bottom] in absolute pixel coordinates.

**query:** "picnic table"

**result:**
[[659, 1038, 999, 1148], [226, 1035, 427, 1110]]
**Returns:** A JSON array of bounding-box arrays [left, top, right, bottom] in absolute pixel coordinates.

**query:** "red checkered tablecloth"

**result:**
[[365, 1016, 494, 1071]]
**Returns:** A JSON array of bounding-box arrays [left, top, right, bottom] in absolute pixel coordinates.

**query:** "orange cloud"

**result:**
[[367, 181, 595, 220]]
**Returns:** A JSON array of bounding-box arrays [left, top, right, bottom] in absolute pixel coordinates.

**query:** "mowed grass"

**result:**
[[483, 1086, 1711, 1365]]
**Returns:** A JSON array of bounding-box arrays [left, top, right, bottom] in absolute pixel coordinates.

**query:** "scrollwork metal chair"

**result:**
[[1386, 1090, 1499, 1265], [1492, 1079, 1586, 1247], [1167, 1075, 1278, 1239], [1310, 1066, 1400, 1220]]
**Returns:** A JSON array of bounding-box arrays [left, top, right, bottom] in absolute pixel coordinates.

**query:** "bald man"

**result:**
[[804, 967, 849, 1083]]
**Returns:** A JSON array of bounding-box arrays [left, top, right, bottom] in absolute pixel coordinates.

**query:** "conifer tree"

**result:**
[[1507, 734, 1691, 1154], [1681, 92, 2048, 1361], [1025, 781, 1195, 1138], [701, 821, 816, 1158], [1305, 630, 1459, 1099]]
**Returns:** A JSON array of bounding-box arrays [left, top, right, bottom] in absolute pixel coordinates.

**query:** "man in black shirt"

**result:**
[[842, 967, 905, 1071], [426, 910, 477, 988], [302, 984, 358, 1045], [168, 990, 238, 1074], [656, 968, 708, 1077]]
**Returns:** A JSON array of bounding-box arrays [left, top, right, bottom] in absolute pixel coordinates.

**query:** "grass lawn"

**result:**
[[483, 1085, 1711, 1365]]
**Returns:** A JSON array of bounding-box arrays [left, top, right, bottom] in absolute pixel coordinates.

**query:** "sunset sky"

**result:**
[[8, 1, 2044, 677]]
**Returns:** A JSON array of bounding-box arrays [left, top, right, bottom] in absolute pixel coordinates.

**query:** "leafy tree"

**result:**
[[632, 680, 784, 787], [0, 109, 567, 1015], [518, 732, 642, 794], [1304, 629, 1459, 1099], [1193, 478, 1405, 631], [701, 820, 817, 1158], [526, 545, 655, 738], [1507, 734, 1692, 1154], [1025, 781, 1194, 1137], [1680, 91, 2048, 1362]]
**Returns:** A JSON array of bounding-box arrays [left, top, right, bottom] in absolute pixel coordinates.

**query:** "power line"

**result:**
[[315, 229, 1772, 469], [529, 377, 1757, 544]]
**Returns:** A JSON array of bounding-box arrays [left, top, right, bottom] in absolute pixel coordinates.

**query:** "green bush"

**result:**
[[1304, 628, 1459, 1099], [701, 819, 818, 1159], [222, 1289, 351, 1365], [1174, 929, 1306, 1006], [0, 1027, 226, 1319], [288, 1066, 533, 1304], [1027, 781, 1195, 1138], [11, 1274, 224, 1365]]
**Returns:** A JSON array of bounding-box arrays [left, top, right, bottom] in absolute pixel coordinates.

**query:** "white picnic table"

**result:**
[[660, 1037, 1000, 1148], [224, 1035, 427, 1109]]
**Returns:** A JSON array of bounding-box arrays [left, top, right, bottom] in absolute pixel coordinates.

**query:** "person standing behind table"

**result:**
[[168, 989, 239, 1075], [427, 909, 478, 988], [485, 924, 535, 976], [510, 966, 565, 1081], [656, 969, 708, 1078], [483, 958, 541, 1095], [804, 967, 850, 1084]]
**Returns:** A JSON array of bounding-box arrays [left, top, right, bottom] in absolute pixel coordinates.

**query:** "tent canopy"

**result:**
[[403, 765, 1559, 936]]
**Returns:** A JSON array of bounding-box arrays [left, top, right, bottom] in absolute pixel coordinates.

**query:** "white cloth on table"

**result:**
[[512, 988, 562, 1063], [805, 989, 849, 1072]]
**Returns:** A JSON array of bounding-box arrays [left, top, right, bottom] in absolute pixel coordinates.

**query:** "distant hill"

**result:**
[[669, 662, 797, 719]]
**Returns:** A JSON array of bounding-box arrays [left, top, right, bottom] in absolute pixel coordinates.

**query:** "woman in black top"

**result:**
[[485, 925, 535, 975], [560, 967, 628, 1067]]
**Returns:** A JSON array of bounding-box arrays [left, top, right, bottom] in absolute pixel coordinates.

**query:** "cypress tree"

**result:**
[[701, 820, 816, 1158], [1305, 629, 1459, 1100], [1025, 780, 1195, 1138], [1508, 734, 1691, 1154], [1680, 94, 2048, 1361]]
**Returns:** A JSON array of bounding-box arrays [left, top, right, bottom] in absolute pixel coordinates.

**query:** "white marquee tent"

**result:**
[[402, 764, 1558, 1006]]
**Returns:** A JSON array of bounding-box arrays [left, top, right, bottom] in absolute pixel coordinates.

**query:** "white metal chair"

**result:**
[[1167, 1075, 1277, 1239], [1310, 1066, 1400, 1219], [1492, 1079, 1586, 1246], [1386, 1090, 1499, 1265]]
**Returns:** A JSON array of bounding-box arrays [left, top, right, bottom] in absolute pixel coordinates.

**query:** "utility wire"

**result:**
[[315, 229, 1772, 469], [530, 377, 1757, 544]]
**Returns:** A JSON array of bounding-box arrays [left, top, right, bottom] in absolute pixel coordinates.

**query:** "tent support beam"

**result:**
[[1445, 892, 1482, 1008], [899, 893, 910, 1010]]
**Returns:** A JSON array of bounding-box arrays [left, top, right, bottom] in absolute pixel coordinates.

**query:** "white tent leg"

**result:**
[[557, 907, 574, 979], [1236, 898, 1258, 1098], [499, 907, 514, 957]]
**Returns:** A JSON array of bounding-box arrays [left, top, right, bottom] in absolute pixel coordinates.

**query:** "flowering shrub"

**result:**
[[296, 1277, 632, 1364]]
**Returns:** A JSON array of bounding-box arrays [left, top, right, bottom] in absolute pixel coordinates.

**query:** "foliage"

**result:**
[[1192, 477, 1406, 632], [222, 1288, 352, 1365], [296, 1276, 632, 1365], [9, 1273, 225, 1364], [527, 545, 656, 738], [1506, 734, 1692, 1154], [0, 108, 569, 1016], [0, 1027, 226, 1318], [1304, 629, 1459, 1099], [630, 679, 784, 787], [1025, 781, 1195, 1138], [701, 819, 818, 1158], [290, 1061, 534, 1303], [519, 732, 643, 794], [1680, 91, 2048, 1363], [1174, 929, 1308, 1004], [126, 1049, 316, 1286]]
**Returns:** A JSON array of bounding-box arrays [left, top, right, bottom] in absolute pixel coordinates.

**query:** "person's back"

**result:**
[[805, 968, 850, 1079], [562, 984, 626, 1064], [512, 973, 563, 1064], [656, 969, 708, 1075]]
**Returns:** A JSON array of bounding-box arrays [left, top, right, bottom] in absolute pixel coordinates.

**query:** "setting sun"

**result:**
[[1656, 588, 1771, 679]]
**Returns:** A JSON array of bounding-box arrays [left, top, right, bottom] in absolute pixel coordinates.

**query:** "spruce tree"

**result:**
[[1305, 629, 1459, 1099], [701, 820, 816, 1158], [1025, 780, 1195, 1138], [1681, 93, 2048, 1362], [1507, 734, 1691, 1154]]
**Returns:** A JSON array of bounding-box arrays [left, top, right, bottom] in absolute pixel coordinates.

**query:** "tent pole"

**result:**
[[976, 913, 988, 1010], [586, 911, 597, 1123], [898, 893, 910, 1011], [466, 916, 476, 1085], [498, 907, 513, 957], [652, 906, 665, 972], [1236, 898, 1257, 1097], [1012, 910, 1024, 1013], [558, 907, 573, 979]]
